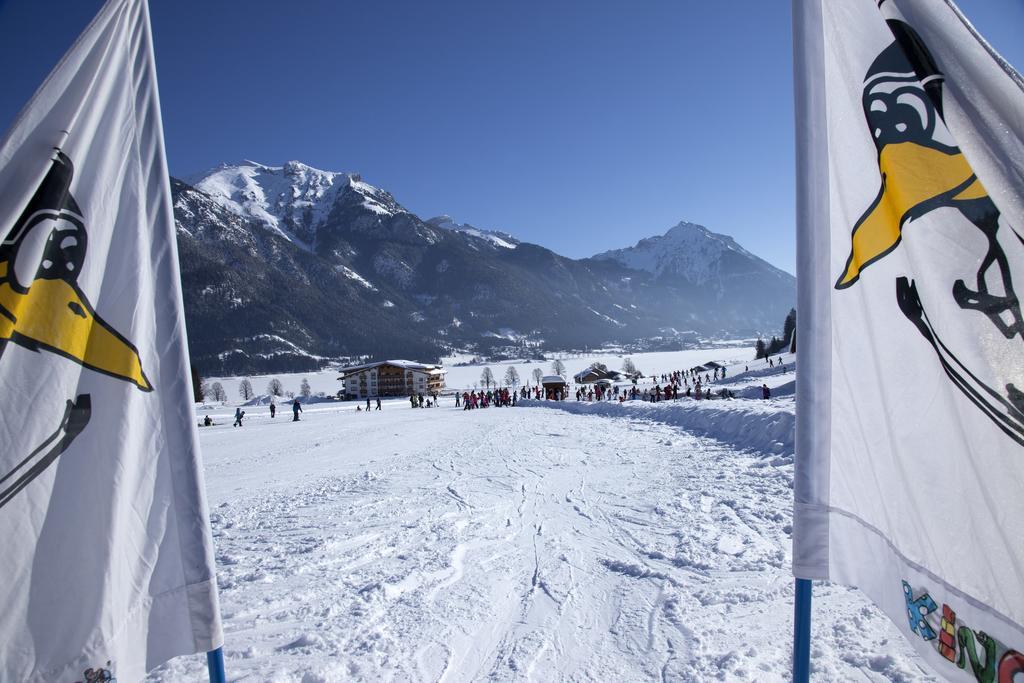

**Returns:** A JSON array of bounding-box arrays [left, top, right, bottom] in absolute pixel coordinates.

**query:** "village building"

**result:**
[[541, 375, 568, 400], [689, 362, 725, 377], [338, 360, 445, 399], [573, 364, 624, 385]]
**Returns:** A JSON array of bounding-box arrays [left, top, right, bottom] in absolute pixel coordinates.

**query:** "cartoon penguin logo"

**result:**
[[0, 150, 151, 390], [836, 20, 1024, 446], [0, 150, 151, 510]]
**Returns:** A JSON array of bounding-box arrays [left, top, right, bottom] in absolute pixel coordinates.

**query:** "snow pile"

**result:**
[[525, 396, 795, 458]]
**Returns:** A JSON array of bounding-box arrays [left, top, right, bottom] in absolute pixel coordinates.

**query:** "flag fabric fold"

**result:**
[[0, 0, 222, 679], [793, 0, 1024, 678]]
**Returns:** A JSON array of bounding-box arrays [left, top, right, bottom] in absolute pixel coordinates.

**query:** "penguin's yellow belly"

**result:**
[[837, 142, 986, 288], [0, 275, 150, 391]]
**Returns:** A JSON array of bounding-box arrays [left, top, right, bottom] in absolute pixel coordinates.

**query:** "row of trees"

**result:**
[[194, 354, 644, 403], [476, 357, 646, 390], [478, 358, 570, 390], [755, 308, 797, 359], [190, 365, 313, 404]]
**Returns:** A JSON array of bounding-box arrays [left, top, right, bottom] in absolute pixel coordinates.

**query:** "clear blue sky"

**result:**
[[1, 1, 1021, 273]]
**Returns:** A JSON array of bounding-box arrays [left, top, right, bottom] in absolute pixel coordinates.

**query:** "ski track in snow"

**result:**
[[148, 400, 937, 682]]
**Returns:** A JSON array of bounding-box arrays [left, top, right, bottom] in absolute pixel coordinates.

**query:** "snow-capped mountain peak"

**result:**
[[425, 215, 519, 249], [592, 220, 781, 284], [184, 160, 404, 249]]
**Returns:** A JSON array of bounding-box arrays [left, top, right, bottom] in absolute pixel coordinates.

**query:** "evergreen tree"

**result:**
[[783, 308, 797, 346], [190, 364, 204, 403], [754, 338, 767, 359]]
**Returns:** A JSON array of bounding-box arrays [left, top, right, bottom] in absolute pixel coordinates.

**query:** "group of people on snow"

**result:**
[[410, 392, 439, 408], [201, 396, 303, 428], [356, 397, 383, 412], [459, 388, 517, 409]]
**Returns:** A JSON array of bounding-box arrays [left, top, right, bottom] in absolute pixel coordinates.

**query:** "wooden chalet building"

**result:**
[[573, 365, 624, 385]]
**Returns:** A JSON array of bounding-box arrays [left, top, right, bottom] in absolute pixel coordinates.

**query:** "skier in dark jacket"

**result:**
[[292, 399, 303, 421], [762, 384, 771, 400], [233, 407, 245, 427]]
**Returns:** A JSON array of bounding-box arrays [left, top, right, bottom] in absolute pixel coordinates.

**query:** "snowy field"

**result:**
[[151, 351, 938, 682]]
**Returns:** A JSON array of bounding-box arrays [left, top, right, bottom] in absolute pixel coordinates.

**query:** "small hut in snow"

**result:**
[[541, 375, 567, 399]]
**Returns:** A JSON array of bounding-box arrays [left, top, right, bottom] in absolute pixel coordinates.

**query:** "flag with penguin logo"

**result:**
[[0, 0, 222, 679], [793, 0, 1024, 679]]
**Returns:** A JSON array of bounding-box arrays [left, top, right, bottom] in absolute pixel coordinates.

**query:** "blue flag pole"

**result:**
[[206, 647, 226, 683], [793, 578, 812, 682]]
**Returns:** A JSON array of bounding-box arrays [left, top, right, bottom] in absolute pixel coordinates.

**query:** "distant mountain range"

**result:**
[[173, 160, 794, 374]]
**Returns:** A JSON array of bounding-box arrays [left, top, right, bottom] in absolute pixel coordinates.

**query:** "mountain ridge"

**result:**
[[173, 160, 795, 374]]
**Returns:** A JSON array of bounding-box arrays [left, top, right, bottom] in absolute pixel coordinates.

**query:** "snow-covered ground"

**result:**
[[151, 351, 938, 682]]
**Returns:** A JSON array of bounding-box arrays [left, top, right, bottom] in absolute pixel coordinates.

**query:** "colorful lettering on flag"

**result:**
[[0, 0, 221, 679], [793, 0, 1024, 678]]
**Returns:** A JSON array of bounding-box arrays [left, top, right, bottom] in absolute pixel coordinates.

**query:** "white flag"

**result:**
[[0, 0, 221, 679], [793, 0, 1024, 678]]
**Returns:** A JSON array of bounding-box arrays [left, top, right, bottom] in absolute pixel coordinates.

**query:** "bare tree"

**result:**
[[267, 378, 284, 397], [531, 367, 543, 386], [621, 358, 637, 375], [504, 366, 520, 388], [481, 367, 494, 389], [239, 378, 254, 401], [210, 381, 226, 403], [551, 359, 566, 377], [300, 378, 312, 399]]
